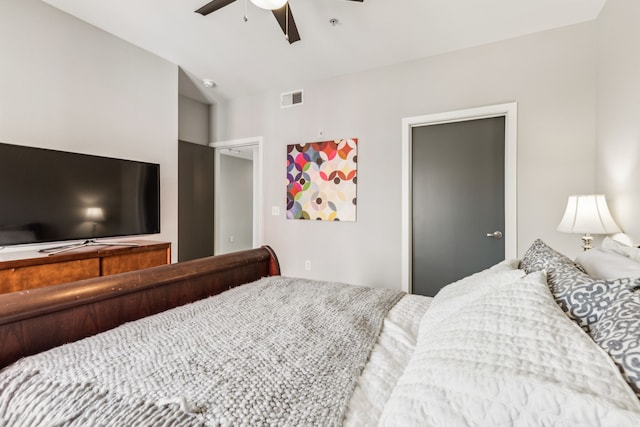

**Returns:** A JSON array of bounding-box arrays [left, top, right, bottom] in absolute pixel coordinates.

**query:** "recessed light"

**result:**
[[202, 79, 216, 88]]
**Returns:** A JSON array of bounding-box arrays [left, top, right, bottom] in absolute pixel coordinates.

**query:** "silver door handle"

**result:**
[[486, 231, 503, 239]]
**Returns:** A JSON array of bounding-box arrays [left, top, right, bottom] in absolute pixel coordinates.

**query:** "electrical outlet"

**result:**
[[272, 206, 280, 216], [229, 235, 234, 243], [305, 260, 311, 271]]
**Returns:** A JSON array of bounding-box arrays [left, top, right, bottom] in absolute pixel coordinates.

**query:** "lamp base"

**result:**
[[581, 233, 594, 251]]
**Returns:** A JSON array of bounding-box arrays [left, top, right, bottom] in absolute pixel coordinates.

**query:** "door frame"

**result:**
[[401, 103, 518, 293], [209, 136, 264, 254]]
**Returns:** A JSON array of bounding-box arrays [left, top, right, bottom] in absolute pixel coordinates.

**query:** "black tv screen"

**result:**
[[0, 142, 160, 246]]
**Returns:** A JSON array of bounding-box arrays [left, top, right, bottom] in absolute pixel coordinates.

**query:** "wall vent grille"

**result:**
[[281, 89, 303, 108]]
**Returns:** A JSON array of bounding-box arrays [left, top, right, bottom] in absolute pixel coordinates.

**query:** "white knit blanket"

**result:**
[[0, 276, 403, 426], [379, 269, 640, 426]]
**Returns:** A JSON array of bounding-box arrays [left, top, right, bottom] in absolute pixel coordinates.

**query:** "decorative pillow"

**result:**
[[547, 263, 629, 331], [520, 238, 586, 274], [521, 239, 636, 332], [590, 288, 640, 399]]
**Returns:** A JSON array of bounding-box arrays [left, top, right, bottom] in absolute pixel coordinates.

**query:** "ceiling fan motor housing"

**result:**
[[195, 0, 363, 44]]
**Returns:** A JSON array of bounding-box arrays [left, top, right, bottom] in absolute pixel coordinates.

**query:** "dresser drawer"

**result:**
[[101, 248, 169, 276], [0, 241, 170, 294], [0, 258, 100, 293]]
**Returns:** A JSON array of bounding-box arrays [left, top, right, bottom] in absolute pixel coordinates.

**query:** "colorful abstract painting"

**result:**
[[287, 138, 357, 221]]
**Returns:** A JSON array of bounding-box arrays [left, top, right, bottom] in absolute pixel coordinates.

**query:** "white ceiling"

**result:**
[[42, 0, 607, 102]]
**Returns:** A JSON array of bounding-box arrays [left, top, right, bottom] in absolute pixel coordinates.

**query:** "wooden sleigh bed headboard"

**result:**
[[0, 246, 280, 369]]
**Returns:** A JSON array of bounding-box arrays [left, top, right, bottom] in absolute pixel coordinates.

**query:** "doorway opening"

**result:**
[[401, 103, 518, 293], [210, 137, 264, 255]]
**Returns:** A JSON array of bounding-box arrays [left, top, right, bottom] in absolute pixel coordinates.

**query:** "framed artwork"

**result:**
[[286, 138, 357, 221]]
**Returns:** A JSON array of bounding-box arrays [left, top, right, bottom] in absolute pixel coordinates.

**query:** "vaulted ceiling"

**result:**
[[42, 0, 607, 102]]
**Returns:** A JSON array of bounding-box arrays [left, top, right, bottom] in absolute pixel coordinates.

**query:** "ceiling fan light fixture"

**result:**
[[250, 0, 287, 10]]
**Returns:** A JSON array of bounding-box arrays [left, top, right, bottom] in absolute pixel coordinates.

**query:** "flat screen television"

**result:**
[[0, 142, 160, 247]]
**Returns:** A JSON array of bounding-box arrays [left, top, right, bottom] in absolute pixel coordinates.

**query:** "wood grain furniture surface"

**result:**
[[0, 240, 171, 294], [0, 246, 280, 369]]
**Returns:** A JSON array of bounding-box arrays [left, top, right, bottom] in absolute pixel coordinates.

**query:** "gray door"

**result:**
[[412, 117, 505, 296], [178, 140, 214, 261]]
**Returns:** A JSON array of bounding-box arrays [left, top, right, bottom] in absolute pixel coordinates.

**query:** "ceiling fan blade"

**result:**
[[272, 4, 301, 44], [195, 0, 237, 16], [346, 0, 364, 2]]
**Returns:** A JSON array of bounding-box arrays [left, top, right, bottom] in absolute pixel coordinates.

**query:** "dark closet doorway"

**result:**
[[178, 140, 214, 261]]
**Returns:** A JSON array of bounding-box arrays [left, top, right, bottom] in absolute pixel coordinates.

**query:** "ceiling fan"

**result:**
[[195, 0, 364, 44]]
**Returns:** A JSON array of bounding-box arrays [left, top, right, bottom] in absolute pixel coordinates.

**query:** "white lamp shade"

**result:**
[[250, 0, 287, 10], [86, 207, 105, 222], [557, 194, 621, 234]]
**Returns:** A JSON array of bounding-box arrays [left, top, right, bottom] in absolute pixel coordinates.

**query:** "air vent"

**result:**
[[281, 89, 303, 108]]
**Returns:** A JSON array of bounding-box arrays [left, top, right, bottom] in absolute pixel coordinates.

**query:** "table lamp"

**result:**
[[557, 194, 621, 250]]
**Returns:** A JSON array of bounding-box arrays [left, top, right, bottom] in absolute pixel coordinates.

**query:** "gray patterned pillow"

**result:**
[[590, 288, 640, 398], [520, 238, 579, 274], [521, 239, 634, 332]]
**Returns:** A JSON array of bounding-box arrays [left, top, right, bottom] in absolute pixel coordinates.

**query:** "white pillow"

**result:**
[[575, 248, 640, 280], [424, 259, 525, 319], [602, 236, 640, 262]]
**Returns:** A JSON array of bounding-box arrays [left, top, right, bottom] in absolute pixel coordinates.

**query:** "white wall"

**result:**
[[0, 0, 179, 260], [1, 0, 614, 281], [220, 23, 598, 288], [178, 95, 209, 145], [596, 0, 640, 244]]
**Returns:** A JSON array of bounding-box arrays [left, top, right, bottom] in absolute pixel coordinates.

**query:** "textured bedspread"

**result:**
[[379, 267, 640, 426], [0, 276, 403, 426]]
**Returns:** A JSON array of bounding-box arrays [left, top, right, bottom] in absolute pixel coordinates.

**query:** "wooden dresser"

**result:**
[[0, 240, 171, 294]]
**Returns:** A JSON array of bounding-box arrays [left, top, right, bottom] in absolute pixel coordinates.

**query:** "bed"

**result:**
[[1, 242, 640, 426]]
